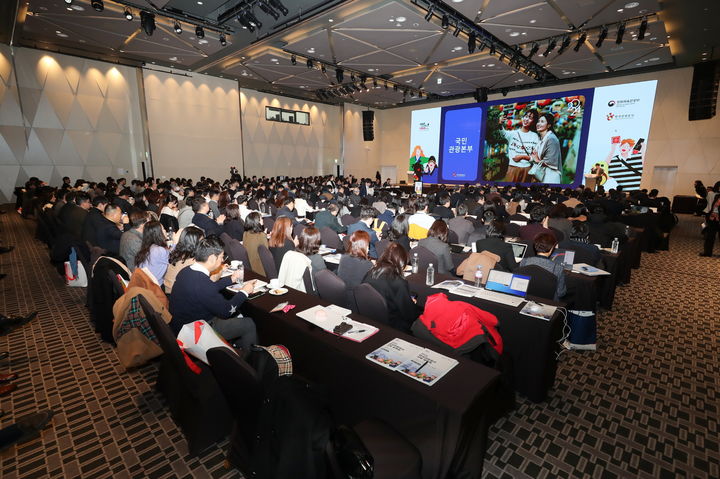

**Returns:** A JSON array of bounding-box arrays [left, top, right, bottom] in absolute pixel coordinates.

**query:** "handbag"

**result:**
[[65, 247, 88, 287]]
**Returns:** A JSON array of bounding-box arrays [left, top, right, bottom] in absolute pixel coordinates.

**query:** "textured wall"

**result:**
[[0, 45, 145, 203], [143, 70, 242, 182], [378, 67, 720, 197], [240, 89, 341, 178]]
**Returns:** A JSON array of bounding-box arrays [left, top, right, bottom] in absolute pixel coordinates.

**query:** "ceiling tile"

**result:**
[[285, 30, 336, 61], [490, 72, 538, 88], [615, 46, 673, 71], [386, 33, 444, 65], [545, 57, 609, 77], [333, 1, 426, 30], [340, 49, 418, 70], [336, 28, 439, 51], [426, 33, 478, 64]]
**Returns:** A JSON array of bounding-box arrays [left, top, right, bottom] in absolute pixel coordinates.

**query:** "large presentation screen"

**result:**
[[408, 80, 657, 190]]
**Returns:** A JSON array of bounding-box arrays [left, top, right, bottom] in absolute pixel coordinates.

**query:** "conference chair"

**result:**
[[374, 239, 390, 259], [315, 269, 349, 308], [504, 222, 521, 237], [447, 229, 459, 245], [138, 296, 232, 455], [293, 222, 306, 239], [320, 227, 344, 252], [221, 233, 251, 271], [514, 265, 558, 301], [262, 217, 275, 233], [409, 245, 438, 274], [257, 244, 278, 279], [303, 267, 317, 296], [351, 284, 389, 324]]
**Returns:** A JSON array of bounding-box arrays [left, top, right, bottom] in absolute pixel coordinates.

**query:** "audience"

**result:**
[[164, 226, 204, 294], [337, 230, 373, 290], [475, 220, 518, 272], [222, 204, 245, 241], [243, 212, 269, 276], [519, 232, 567, 301], [119, 210, 148, 271], [345, 206, 380, 258], [418, 220, 454, 275], [135, 221, 170, 285], [268, 217, 296, 269]]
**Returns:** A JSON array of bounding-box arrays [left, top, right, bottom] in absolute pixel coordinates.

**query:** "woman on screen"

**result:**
[[532, 113, 562, 184], [423, 156, 439, 183], [500, 109, 539, 183]]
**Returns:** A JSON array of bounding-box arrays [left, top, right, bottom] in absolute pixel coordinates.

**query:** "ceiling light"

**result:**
[[140, 11, 155, 36], [616, 23, 626, 44], [124, 8, 133, 21], [64, 0, 72, 4], [237, 13, 255, 32], [174, 22, 182, 34], [245, 11, 262, 29], [321, 64, 326, 73], [441, 15, 449, 29], [91, 0, 104, 12], [625, 2, 639, 8], [424, 5, 435, 21], [543, 38, 557, 57], [195, 26, 204, 38], [557, 35, 571, 55], [638, 18, 648, 40], [219, 34, 227, 46], [290, 55, 296, 65], [436, 77, 442, 84], [489, 43, 496, 55], [268, 0, 289, 16], [258, 0, 280, 20], [396, 16, 406, 22], [453, 23, 461, 37], [306, 59, 313, 69], [528, 43, 539, 58], [373, 78, 377, 88], [596, 25, 608, 48], [574, 32, 587, 52]]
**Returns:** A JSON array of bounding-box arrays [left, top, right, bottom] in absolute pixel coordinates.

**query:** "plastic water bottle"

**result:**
[[611, 237, 619, 254], [411, 253, 419, 274], [236, 261, 244, 283], [167, 227, 174, 247], [426, 263, 435, 286], [474, 266, 483, 288], [625, 225, 630, 237]]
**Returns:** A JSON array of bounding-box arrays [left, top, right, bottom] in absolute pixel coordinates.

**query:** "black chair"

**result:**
[[341, 214, 359, 226], [408, 245, 438, 274], [138, 296, 233, 455], [447, 229, 459, 245], [320, 227, 343, 252], [315, 269, 348, 308], [262, 216, 275, 233], [293, 222, 306, 239], [221, 233, 251, 270], [514, 265, 558, 301], [303, 267, 317, 296], [563, 246, 596, 266], [351, 284, 389, 324], [375, 239, 390, 259], [257, 244, 278, 278], [504, 222, 521, 237]]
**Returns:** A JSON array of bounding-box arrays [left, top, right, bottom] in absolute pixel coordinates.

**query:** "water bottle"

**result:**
[[236, 261, 244, 283], [474, 266, 483, 288], [611, 237, 619, 254], [411, 253, 419, 274], [167, 226, 174, 247], [426, 263, 435, 286], [625, 225, 630, 237]]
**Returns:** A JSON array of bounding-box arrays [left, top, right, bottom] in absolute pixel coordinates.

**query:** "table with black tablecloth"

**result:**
[[406, 273, 564, 403], [239, 272, 500, 479]]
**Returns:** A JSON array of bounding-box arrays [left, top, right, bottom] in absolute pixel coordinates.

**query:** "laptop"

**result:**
[[507, 242, 528, 263], [450, 243, 469, 254], [484, 270, 531, 298], [551, 249, 576, 270]]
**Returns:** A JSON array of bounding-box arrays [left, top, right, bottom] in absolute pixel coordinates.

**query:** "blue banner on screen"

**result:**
[[438, 105, 483, 183]]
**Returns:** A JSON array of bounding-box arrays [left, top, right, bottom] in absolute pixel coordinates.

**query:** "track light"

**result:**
[[245, 11, 262, 29], [64, 0, 72, 4], [258, 0, 280, 20], [124, 8, 133, 21], [306, 59, 313, 69], [335, 68, 343, 83], [542, 38, 557, 57], [174, 22, 182, 34], [501, 88, 509, 97], [384, 81, 388, 89], [373, 78, 377, 88], [321, 64, 326, 73], [237, 13, 255, 32], [268, 0, 289, 16], [638, 18, 648, 40], [574, 32, 587, 52], [91, 0, 104, 12], [393, 84, 398, 91], [557, 35, 571, 55], [616, 23, 625, 44], [596, 25, 608, 48], [140, 11, 155, 36], [489, 43, 496, 55], [195, 26, 204, 39], [453, 23, 461, 37], [528, 43, 539, 58], [219, 34, 227, 46], [424, 5, 435, 22], [468, 32, 476, 54], [441, 15, 449, 29], [291, 54, 297, 65]]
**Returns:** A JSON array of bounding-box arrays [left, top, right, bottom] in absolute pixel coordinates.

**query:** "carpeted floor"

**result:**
[[0, 210, 717, 478]]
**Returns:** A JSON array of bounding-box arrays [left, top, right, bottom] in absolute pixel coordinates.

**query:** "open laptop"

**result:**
[[551, 249, 576, 270], [484, 270, 531, 298], [507, 242, 528, 263]]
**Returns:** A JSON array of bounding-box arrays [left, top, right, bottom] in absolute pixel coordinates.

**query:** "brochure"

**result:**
[[571, 263, 611, 276], [366, 338, 458, 386], [519, 301, 557, 321]]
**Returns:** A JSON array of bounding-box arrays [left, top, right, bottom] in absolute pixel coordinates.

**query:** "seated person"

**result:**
[[268, 216, 296, 269], [362, 242, 419, 332], [169, 236, 257, 351], [191, 196, 224, 236], [346, 207, 380, 258], [276, 197, 298, 224], [418, 220, 454, 275], [432, 193, 454, 220], [297, 226, 326, 275], [81, 195, 109, 245], [159, 195, 180, 233], [95, 203, 126, 255], [313, 203, 346, 234], [519, 232, 567, 301], [135, 220, 170, 286], [387, 214, 411, 253], [475, 220, 518, 272], [119, 209, 148, 270], [243, 212, 269, 276], [558, 221, 601, 267], [519, 206, 555, 242], [222, 204, 245, 241], [448, 203, 474, 244], [164, 226, 204, 294], [408, 197, 435, 240], [337, 230, 373, 290]]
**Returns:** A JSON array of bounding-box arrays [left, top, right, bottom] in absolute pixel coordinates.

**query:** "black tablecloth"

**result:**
[[406, 273, 563, 403], [241, 272, 500, 479]]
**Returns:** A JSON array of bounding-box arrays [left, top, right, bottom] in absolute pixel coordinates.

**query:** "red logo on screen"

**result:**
[[606, 113, 614, 121]]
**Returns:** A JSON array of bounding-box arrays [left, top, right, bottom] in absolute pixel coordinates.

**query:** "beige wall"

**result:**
[[240, 89, 341, 178], [0, 45, 145, 202], [143, 70, 242, 182], [376, 67, 720, 197], [341, 103, 383, 179]]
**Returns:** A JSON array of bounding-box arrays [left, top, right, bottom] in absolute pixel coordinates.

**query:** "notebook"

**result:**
[[507, 241, 528, 263]]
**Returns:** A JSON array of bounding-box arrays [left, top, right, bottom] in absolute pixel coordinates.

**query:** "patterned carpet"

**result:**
[[0, 210, 717, 478]]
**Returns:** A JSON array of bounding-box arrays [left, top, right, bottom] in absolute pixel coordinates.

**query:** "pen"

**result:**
[[348, 329, 366, 334]]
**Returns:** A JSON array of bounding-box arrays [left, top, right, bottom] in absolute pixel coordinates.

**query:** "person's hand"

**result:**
[[230, 268, 243, 283], [240, 279, 256, 293], [216, 214, 226, 224], [121, 213, 129, 224], [293, 236, 299, 247]]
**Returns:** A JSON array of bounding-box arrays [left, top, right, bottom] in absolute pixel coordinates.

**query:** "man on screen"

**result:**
[[499, 109, 539, 183]]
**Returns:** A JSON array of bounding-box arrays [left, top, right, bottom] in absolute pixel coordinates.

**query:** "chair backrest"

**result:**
[[138, 295, 191, 377], [341, 214, 359, 226], [262, 216, 275, 233], [514, 265, 558, 300], [315, 269, 348, 308], [293, 222, 306, 239], [375, 239, 390, 259], [107, 270, 125, 298], [563, 245, 595, 265], [224, 236, 251, 270], [303, 267, 317, 296], [257, 244, 278, 278], [319, 227, 343, 251], [206, 347, 262, 423], [409, 245, 438, 273], [504, 222, 521, 237], [447, 229, 459, 245], [352, 284, 389, 324]]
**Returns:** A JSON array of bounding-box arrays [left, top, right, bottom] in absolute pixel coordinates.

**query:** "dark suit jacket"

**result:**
[[113, 197, 132, 214], [269, 239, 295, 271], [432, 205, 454, 220], [59, 203, 88, 240], [222, 219, 245, 241], [82, 208, 105, 245], [192, 213, 222, 236], [519, 223, 555, 242], [362, 274, 419, 333], [314, 210, 346, 233], [474, 237, 518, 272], [95, 216, 123, 254]]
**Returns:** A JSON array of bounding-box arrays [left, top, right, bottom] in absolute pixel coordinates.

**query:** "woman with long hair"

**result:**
[[501, 108, 539, 183], [217, 190, 231, 215], [337, 230, 373, 289], [531, 112, 562, 184], [159, 194, 179, 233], [164, 226, 204, 293], [418, 220, 454, 274], [362, 242, 418, 332], [135, 220, 170, 285], [387, 214, 411, 253], [243, 212, 269, 275], [222, 203, 245, 241], [268, 216, 295, 270]]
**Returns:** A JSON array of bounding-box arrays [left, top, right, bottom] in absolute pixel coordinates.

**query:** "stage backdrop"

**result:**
[[409, 80, 657, 190]]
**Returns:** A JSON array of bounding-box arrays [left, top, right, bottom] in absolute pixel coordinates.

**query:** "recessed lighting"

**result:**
[[529, 19, 536, 24], [328, 18, 333, 23], [198, 39, 208, 44], [307, 48, 315, 53], [649, 37, 657, 41], [436, 78, 442, 84], [368, 68, 375, 71], [197, 1, 203, 4], [649, 57, 660, 61], [487, 63, 495, 67], [396, 16, 406, 22], [56, 30, 62, 33], [452, 0, 463, 3], [509, 32, 520, 37], [624, 2, 639, 8], [617, 9, 624, 12], [169, 56, 177, 61], [452, 46, 462, 51], [71, 4, 83, 10], [388, 18, 394, 22], [521, 32, 527, 35], [57, 32, 68, 38], [405, 79, 413, 83]]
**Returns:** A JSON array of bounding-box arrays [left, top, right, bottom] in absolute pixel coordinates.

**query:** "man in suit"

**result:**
[[58, 192, 91, 240], [475, 220, 518, 272], [113, 188, 133, 214], [432, 193, 454, 220], [95, 204, 126, 255], [346, 207, 379, 258], [314, 203, 346, 233], [81, 195, 109, 246], [191, 197, 224, 236], [519, 206, 555, 242]]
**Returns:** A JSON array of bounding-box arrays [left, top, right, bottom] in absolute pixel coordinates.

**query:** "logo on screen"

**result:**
[[606, 113, 614, 121], [608, 100, 616, 107], [419, 122, 430, 131]]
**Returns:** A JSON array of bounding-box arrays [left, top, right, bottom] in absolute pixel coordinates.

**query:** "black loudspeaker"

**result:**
[[689, 60, 719, 121], [362, 110, 374, 141], [474, 87, 488, 103]]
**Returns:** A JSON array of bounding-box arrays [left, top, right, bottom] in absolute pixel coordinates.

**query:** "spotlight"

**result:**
[[306, 59, 313, 69], [384, 81, 388, 89], [393, 84, 398, 91], [237, 13, 255, 32], [335, 68, 343, 83], [291, 54, 297, 65], [489, 43, 496, 55], [528, 43, 539, 58], [638, 18, 648, 40], [557, 35, 571, 55], [195, 26, 204, 39], [441, 14, 449, 29], [245, 11, 262, 29], [468, 32, 476, 54], [219, 34, 227, 46], [321, 64, 326, 74], [616, 23, 625, 44], [574, 32, 587, 52], [542, 38, 557, 57], [268, 0, 289, 16], [64, 0, 72, 4], [91, 0, 104, 12], [501, 88, 509, 97], [140, 11, 155, 36], [453, 23, 461, 37], [373, 78, 377, 88], [596, 25, 608, 48], [473, 87, 488, 103], [424, 5, 435, 22], [350, 73, 357, 82], [477, 42, 486, 52], [258, 0, 280, 20], [124, 8, 133, 21], [174, 22, 182, 34]]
